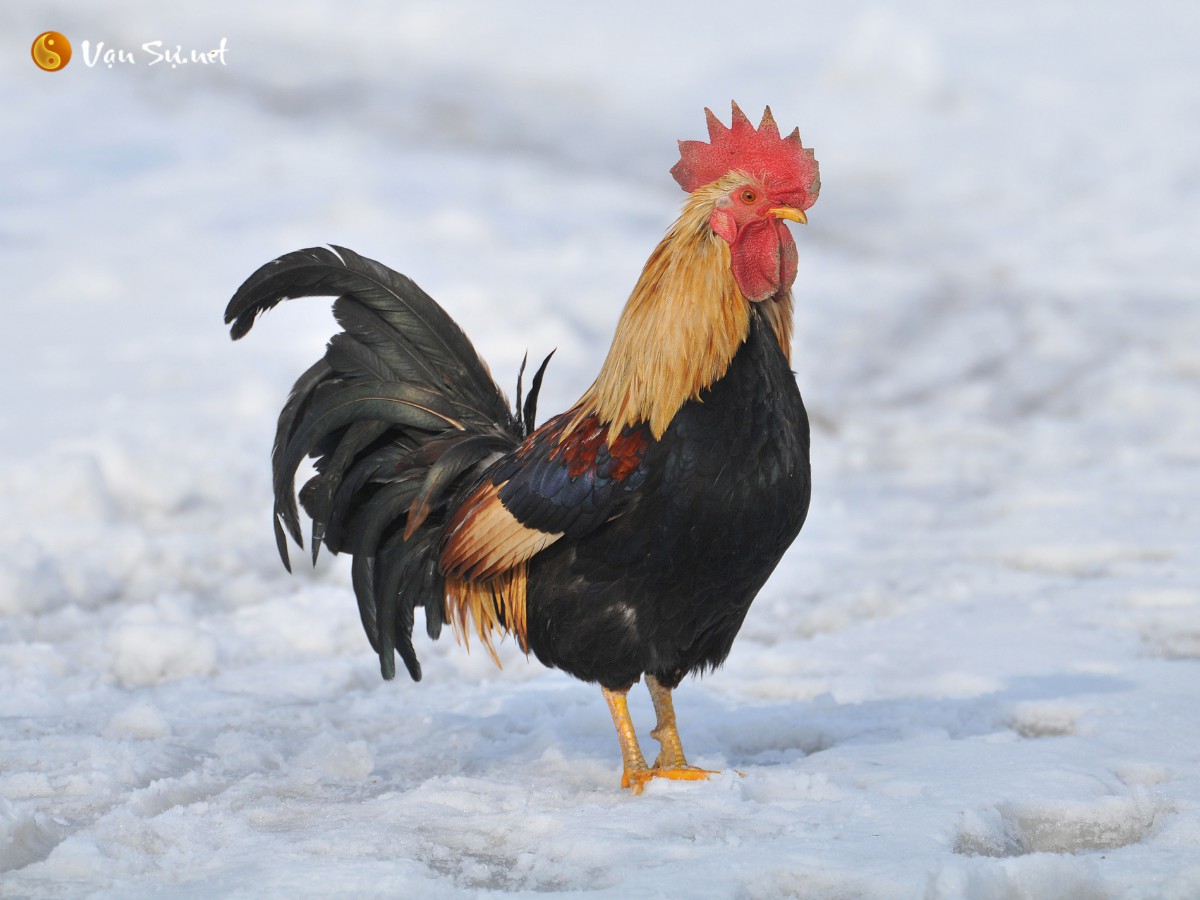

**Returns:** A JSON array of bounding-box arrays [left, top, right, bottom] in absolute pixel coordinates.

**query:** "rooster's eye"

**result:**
[[740, 190, 757, 204]]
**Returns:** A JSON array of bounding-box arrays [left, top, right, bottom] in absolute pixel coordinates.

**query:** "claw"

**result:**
[[622, 766, 651, 793]]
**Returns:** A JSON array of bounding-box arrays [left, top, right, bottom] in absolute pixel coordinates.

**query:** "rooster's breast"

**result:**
[[525, 309, 810, 689]]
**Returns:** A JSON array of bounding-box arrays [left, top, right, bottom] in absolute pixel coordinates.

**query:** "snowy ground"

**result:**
[[3, 2, 1199, 897]]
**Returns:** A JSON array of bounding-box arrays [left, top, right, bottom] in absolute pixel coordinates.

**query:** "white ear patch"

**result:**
[[709, 207, 738, 244]]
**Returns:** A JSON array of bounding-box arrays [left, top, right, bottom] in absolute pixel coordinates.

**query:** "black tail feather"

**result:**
[[304, 419, 391, 565], [347, 481, 417, 657], [375, 526, 434, 681], [227, 245, 511, 420], [270, 358, 332, 571], [227, 246, 539, 680], [271, 381, 468, 561], [522, 351, 555, 438], [321, 443, 412, 553], [403, 433, 512, 539]]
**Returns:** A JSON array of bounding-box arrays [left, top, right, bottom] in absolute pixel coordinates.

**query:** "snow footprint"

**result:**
[[953, 790, 1160, 857], [1004, 700, 1080, 738], [1125, 588, 1200, 659]]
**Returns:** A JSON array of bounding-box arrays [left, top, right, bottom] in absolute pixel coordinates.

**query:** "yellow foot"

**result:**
[[653, 765, 718, 783], [623, 765, 719, 794]]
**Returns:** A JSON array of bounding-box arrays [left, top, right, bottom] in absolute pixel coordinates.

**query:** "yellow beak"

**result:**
[[768, 206, 808, 224]]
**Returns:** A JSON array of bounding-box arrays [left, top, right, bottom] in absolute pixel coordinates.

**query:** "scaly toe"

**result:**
[[622, 768, 654, 794], [622, 766, 716, 793], [648, 765, 718, 783]]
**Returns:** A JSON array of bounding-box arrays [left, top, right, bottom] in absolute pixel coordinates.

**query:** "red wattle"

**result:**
[[730, 219, 797, 302]]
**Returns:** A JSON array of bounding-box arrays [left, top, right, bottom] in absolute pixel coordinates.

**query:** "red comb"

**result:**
[[670, 102, 820, 209]]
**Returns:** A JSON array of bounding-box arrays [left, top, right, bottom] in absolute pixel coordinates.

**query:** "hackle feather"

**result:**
[[573, 177, 793, 439]]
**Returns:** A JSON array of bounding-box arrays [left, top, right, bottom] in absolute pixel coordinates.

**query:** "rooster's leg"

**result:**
[[645, 675, 716, 782], [602, 685, 651, 793]]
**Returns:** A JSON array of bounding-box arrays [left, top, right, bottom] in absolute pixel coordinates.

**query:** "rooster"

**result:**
[[225, 102, 820, 793]]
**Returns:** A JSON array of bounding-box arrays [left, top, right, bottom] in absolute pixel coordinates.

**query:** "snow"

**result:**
[[3, 1, 1199, 896]]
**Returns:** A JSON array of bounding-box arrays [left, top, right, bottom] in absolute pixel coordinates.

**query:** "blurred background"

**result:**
[[2, 2, 1198, 895]]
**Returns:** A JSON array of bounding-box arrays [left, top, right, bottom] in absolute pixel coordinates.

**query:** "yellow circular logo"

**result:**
[[32, 31, 72, 72]]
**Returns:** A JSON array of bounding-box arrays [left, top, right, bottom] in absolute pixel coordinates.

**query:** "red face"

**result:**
[[708, 181, 801, 303]]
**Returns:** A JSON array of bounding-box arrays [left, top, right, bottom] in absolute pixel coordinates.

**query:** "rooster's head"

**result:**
[[671, 102, 820, 303]]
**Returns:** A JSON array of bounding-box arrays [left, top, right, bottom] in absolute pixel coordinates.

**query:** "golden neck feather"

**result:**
[[575, 182, 794, 439]]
